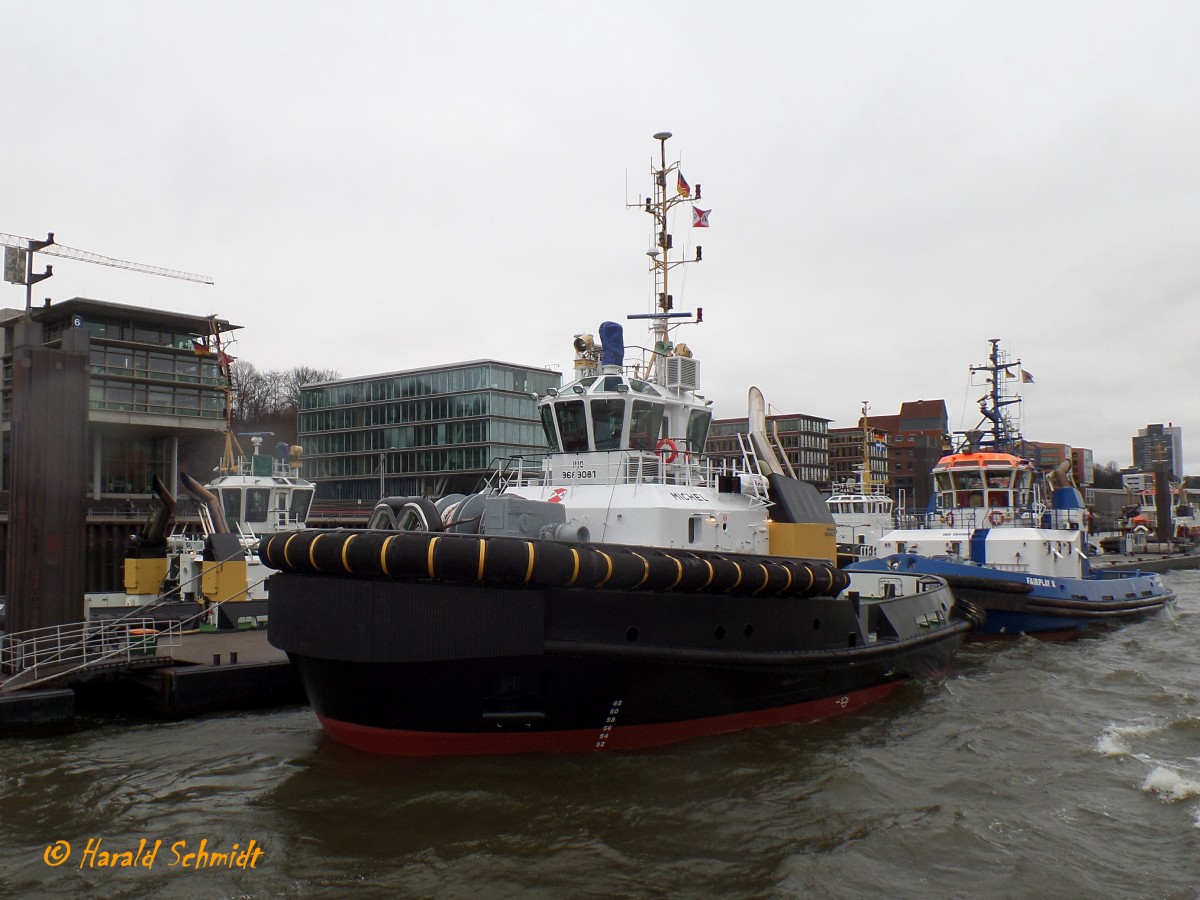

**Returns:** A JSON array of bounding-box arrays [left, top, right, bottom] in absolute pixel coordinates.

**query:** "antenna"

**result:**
[[627, 132, 704, 381], [1, 231, 213, 311]]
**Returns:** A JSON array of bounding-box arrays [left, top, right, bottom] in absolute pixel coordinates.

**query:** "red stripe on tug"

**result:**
[[316, 681, 903, 757]]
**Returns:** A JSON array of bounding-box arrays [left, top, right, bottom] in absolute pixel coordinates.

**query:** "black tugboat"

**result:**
[[264, 133, 976, 756]]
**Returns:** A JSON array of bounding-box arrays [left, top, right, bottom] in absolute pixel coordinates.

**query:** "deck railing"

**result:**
[[487, 448, 758, 493], [0, 617, 181, 689]]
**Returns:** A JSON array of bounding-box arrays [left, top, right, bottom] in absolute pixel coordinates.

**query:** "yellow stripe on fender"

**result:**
[[699, 558, 715, 590], [751, 563, 769, 595], [799, 563, 814, 592], [283, 532, 301, 569], [380, 535, 397, 576], [340, 533, 356, 573], [631, 552, 650, 588], [524, 542, 535, 584], [427, 536, 440, 578], [727, 561, 743, 593], [596, 551, 614, 587], [476, 539, 487, 582], [667, 555, 683, 590], [307, 534, 323, 572], [567, 548, 581, 586]]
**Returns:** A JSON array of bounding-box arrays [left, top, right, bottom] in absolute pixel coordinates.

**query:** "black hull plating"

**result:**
[[268, 572, 969, 754]]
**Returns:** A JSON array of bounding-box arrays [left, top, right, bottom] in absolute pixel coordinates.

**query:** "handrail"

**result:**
[[0, 618, 181, 689], [2, 560, 274, 692]]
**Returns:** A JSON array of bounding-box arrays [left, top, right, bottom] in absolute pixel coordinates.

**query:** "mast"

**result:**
[[859, 401, 873, 494], [969, 338, 1024, 451], [631, 131, 702, 382]]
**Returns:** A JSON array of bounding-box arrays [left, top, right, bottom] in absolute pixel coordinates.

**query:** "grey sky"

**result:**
[[5, 2, 1198, 473]]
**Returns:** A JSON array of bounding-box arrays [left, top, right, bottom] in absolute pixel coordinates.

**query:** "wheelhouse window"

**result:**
[[554, 400, 588, 452], [629, 400, 664, 450], [686, 409, 712, 457], [985, 469, 1012, 507], [221, 489, 242, 528], [246, 488, 271, 522], [591, 398, 626, 450], [290, 489, 313, 521], [952, 470, 984, 507], [539, 405, 562, 451]]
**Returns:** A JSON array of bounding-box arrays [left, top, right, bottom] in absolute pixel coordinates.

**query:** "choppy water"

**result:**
[[2, 572, 1199, 899]]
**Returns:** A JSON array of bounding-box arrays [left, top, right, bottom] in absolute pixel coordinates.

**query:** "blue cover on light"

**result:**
[[599, 321, 624, 367]]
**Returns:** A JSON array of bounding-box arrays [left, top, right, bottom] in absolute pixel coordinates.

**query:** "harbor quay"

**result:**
[[0, 628, 305, 731]]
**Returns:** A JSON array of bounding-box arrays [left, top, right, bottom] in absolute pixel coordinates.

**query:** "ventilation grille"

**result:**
[[663, 356, 700, 390]]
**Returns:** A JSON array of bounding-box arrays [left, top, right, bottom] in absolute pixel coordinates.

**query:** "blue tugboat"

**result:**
[[849, 339, 1174, 639]]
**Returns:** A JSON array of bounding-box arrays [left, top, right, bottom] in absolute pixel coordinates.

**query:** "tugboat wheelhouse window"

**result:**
[[687, 409, 712, 456], [630, 400, 663, 450], [246, 488, 271, 522], [222, 490, 242, 526], [291, 490, 313, 521], [540, 405, 562, 452], [591, 398, 625, 450], [555, 400, 588, 452]]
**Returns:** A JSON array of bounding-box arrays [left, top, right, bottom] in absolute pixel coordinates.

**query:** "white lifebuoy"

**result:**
[[989, 510, 1005, 527], [656, 438, 679, 463]]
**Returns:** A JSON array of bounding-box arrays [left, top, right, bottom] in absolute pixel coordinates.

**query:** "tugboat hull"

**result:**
[[850, 553, 1174, 639], [268, 565, 969, 756]]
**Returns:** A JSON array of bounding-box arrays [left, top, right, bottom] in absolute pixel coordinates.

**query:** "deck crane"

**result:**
[[1, 231, 213, 311]]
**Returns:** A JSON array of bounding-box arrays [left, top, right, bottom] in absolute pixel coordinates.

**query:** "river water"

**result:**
[[3, 571, 1199, 899]]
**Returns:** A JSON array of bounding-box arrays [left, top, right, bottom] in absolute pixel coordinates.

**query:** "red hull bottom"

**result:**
[[316, 680, 904, 757]]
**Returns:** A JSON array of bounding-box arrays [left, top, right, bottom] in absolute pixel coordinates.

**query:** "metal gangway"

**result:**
[[0, 617, 182, 693]]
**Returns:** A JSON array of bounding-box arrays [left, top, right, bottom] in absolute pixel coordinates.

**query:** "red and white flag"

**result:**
[[692, 206, 711, 228]]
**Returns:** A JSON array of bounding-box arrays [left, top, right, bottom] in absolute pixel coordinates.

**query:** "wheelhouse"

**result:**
[[932, 452, 1035, 512], [538, 372, 711, 458]]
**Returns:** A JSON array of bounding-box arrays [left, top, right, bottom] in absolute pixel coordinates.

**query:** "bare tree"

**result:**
[[227, 360, 340, 428], [284, 366, 340, 411], [229, 360, 269, 422]]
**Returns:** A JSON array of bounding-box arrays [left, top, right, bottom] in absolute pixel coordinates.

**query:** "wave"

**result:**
[[1140, 766, 1200, 802], [1094, 721, 1161, 757]]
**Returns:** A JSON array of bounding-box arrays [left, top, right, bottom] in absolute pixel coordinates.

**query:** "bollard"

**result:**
[[230, 651, 238, 664], [213, 653, 221, 665]]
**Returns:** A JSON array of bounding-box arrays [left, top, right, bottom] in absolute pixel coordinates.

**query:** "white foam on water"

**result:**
[[1095, 721, 1160, 757], [1141, 766, 1200, 802]]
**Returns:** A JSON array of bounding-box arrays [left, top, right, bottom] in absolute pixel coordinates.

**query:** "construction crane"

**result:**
[[1, 231, 213, 311]]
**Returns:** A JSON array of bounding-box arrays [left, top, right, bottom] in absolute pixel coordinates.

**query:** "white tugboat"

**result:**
[[264, 132, 976, 756]]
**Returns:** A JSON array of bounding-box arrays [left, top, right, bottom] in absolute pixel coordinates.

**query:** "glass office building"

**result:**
[[299, 360, 562, 501]]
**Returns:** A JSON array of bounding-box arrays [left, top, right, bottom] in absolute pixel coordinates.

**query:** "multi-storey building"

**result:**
[[865, 399, 949, 512], [298, 360, 561, 502], [828, 423, 890, 492], [705, 412, 830, 487], [1, 297, 237, 594], [1132, 423, 1183, 480], [1, 297, 235, 498]]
